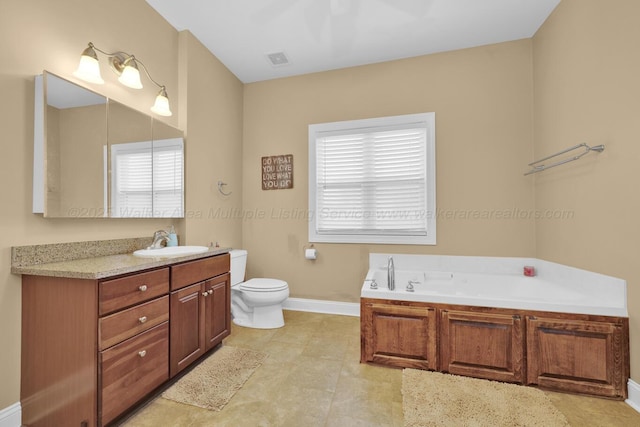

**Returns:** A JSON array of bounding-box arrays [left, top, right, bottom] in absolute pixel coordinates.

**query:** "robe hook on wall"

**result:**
[[217, 181, 232, 196]]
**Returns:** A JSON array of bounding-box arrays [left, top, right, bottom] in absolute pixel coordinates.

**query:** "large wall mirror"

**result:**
[[34, 71, 184, 218]]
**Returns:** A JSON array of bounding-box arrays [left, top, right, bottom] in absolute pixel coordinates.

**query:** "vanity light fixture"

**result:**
[[73, 42, 172, 117]]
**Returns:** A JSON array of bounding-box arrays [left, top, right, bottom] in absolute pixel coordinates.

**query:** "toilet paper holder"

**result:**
[[303, 244, 317, 260]]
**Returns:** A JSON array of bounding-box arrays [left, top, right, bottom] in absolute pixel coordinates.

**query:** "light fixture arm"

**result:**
[[87, 42, 162, 89], [86, 42, 132, 74], [131, 56, 164, 90], [85, 42, 128, 59]]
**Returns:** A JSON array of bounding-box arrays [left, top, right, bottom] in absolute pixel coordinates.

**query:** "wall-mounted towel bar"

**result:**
[[524, 143, 605, 176]]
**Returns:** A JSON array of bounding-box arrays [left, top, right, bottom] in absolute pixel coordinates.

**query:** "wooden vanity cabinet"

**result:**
[[169, 254, 231, 377], [526, 315, 629, 399], [440, 310, 524, 383], [21, 268, 170, 427], [360, 299, 437, 370], [21, 252, 231, 427]]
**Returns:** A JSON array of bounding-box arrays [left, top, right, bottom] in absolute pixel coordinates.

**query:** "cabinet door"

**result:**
[[526, 316, 628, 398], [440, 310, 524, 383], [203, 273, 231, 351], [170, 282, 205, 377], [361, 302, 437, 369]]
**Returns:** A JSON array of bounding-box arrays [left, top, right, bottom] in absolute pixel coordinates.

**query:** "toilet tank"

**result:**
[[229, 249, 248, 286]]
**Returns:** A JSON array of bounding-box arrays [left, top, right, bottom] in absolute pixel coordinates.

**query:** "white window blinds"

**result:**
[[152, 143, 184, 217], [111, 139, 183, 217], [309, 113, 436, 245]]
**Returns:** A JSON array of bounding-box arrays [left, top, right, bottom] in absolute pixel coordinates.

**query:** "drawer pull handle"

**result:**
[[138, 285, 148, 292], [138, 350, 147, 358], [138, 316, 147, 324]]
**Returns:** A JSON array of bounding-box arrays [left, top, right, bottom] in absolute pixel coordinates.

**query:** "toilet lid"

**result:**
[[240, 278, 288, 292]]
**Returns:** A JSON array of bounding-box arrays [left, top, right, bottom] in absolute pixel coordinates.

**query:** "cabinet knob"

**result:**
[[202, 292, 208, 297], [138, 350, 147, 358], [138, 285, 148, 292], [138, 316, 147, 324], [207, 290, 214, 295]]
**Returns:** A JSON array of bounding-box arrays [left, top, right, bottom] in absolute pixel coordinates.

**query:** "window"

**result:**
[[111, 138, 183, 218], [309, 112, 436, 245]]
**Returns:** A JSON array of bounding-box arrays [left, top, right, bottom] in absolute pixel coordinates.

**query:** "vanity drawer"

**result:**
[[99, 268, 170, 315], [100, 322, 168, 426], [171, 253, 230, 290], [99, 296, 169, 350]]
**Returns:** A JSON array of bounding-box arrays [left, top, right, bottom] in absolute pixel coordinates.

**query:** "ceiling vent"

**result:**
[[265, 51, 290, 67]]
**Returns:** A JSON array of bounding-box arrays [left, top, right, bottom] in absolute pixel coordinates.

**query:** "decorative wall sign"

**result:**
[[262, 154, 293, 190]]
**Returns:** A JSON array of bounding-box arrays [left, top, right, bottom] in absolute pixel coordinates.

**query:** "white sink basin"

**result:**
[[133, 245, 209, 258]]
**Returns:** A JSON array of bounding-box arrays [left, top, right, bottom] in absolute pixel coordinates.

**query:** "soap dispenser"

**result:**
[[167, 225, 178, 247]]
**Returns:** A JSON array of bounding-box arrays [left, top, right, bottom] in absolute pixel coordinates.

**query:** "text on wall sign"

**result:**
[[262, 154, 293, 190]]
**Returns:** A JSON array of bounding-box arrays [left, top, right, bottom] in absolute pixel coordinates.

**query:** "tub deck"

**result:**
[[361, 255, 627, 317]]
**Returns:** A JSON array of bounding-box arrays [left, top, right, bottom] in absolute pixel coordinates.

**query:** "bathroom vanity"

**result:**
[[12, 238, 230, 427]]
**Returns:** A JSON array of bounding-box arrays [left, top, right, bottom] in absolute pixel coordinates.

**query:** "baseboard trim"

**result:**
[[283, 297, 360, 317], [626, 379, 640, 413], [0, 402, 21, 427]]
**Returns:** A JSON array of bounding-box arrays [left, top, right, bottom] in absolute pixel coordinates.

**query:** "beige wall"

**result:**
[[0, 0, 243, 409], [180, 32, 244, 249], [533, 0, 640, 380], [242, 39, 536, 303]]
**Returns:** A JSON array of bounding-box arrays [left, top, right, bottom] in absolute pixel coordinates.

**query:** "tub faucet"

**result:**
[[148, 230, 169, 249], [387, 256, 395, 290]]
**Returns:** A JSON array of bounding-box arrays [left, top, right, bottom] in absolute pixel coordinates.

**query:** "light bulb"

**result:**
[[117, 57, 143, 89], [151, 87, 172, 116], [73, 45, 104, 84]]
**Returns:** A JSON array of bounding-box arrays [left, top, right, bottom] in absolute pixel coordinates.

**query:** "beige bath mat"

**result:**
[[402, 369, 570, 427], [162, 345, 267, 411]]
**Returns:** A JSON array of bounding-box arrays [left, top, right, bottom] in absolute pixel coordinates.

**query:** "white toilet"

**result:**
[[229, 249, 289, 329]]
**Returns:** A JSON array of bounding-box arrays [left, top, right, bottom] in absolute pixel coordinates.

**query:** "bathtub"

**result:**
[[361, 254, 627, 317]]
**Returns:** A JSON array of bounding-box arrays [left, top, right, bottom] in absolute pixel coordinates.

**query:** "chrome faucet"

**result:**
[[387, 256, 395, 290], [148, 230, 170, 249]]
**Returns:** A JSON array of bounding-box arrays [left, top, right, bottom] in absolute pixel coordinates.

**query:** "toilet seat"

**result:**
[[240, 278, 288, 292]]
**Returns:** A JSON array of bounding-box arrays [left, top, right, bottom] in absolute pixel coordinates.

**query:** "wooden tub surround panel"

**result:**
[[361, 298, 629, 400], [361, 302, 437, 370]]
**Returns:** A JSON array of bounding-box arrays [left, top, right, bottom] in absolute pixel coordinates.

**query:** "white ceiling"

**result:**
[[146, 0, 561, 83]]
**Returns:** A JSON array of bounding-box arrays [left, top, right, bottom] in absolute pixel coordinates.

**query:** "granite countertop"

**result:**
[[11, 237, 231, 280]]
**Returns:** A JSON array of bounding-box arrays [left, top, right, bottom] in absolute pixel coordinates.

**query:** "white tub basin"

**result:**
[[133, 245, 209, 258], [362, 253, 628, 317]]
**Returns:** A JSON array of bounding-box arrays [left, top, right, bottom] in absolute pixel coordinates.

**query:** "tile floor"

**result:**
[[122, 310, 640, 427]]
